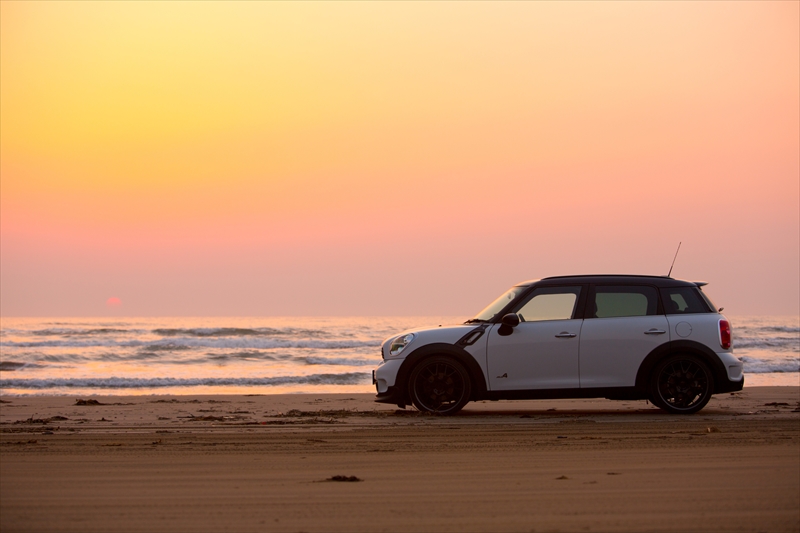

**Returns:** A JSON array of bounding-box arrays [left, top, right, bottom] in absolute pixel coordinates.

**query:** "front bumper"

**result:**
[[372, 358, 403, 392], [375, 385, 405, 405], [373, 358, 406, 406]]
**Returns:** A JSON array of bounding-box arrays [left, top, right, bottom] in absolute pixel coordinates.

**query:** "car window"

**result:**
[[696, 287, 718, 311], [473, 285, 529, 321], [592, 285, 658, 318], [660, 287, 711, 314], [515, 286, 581, 322]]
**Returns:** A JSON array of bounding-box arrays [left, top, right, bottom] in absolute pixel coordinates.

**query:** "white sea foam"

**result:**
[[2, 338, 377, 350], [739, 356, 800, 374], [301, 357, 376, 366], [29, 328, 144, 336], [0, 373, 368, 389], [733, 337, 799, 351]]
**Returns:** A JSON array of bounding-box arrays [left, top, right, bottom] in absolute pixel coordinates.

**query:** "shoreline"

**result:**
[[2, 386, 798, 532], [2, 383, 798, 404], [0, 372, 796, 397]]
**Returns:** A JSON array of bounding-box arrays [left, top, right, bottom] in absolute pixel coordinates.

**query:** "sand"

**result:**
[[1, 386, 798, 532]]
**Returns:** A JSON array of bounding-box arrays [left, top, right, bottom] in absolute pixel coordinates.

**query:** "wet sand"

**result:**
[[1, 386, 798, 532]]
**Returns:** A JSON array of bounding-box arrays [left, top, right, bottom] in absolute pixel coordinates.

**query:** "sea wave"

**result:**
[[1, 338, 378, 350], [737, 325, 800, 334], [0, 361, 27, 371], [732, 336, 799, 352], [30, 328, 141, 336], [0, 349, 378, 366], [761, 326, 799, 334], [0, 372, 369, 389], [206, 351, 288, 362], [741, 356, 800, 374], [301, 356, 377, 366], [152, 327, 335, 338], [140, 343, 195, 352]]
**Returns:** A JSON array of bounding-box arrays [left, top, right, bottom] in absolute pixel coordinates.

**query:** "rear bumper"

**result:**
[[714, 351, 744, 393], [716, 374, 744, 394]]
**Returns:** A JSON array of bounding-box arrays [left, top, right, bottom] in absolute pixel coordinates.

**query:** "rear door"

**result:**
[[579, 284, 669, 388]]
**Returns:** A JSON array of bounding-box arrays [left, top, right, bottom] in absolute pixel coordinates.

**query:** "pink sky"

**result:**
[[1, 1, 798, 317]]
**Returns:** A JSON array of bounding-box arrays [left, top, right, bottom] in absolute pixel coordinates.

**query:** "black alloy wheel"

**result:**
[[408, 356, 472, 415], [651, 355, 714, 414]]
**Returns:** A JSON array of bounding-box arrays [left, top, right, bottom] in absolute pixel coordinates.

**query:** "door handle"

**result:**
[[644, 329, 666, 335], [555, 332, 577, 338]]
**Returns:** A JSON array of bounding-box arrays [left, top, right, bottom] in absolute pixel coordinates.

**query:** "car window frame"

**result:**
[[583, 283, 665, 319]]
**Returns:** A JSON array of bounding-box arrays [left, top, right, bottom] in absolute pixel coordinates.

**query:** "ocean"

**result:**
[[0, 315, 797, 396]]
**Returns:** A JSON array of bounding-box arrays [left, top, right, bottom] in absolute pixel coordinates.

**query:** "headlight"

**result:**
[[389, 333, 415, 357]]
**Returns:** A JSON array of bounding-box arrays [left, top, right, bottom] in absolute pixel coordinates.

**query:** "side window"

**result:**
[[660, 287, 711, 314], [592, 286, 658, 318], [515, 286, 581, 322]]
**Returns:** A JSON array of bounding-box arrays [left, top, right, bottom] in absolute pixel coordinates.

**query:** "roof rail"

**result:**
[[541, 274, 670, 280]]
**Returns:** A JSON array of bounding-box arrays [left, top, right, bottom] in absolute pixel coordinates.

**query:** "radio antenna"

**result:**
[[667, 242, 682, 278]]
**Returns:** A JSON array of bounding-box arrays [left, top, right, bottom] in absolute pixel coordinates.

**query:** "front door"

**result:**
[[487, 286, 584, 391]]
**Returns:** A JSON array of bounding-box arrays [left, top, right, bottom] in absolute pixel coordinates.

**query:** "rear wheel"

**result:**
[[650, 354, 714, 414], [408, 356, 471, 415]]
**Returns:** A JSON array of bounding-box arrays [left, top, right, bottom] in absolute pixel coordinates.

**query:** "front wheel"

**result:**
[[408, 356, 472, 415], [650, 355, 714, 414]]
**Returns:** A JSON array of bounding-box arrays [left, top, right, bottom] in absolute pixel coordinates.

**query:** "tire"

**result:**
[[650, 354, 714, 414], [408, 356, 472, 415]]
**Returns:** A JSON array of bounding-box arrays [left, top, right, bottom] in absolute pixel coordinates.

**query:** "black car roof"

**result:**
[[516, 275, 703, 288]]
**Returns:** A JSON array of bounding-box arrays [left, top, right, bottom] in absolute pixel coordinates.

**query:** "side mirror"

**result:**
[[501, 313, 520, 328], [498, 313, 519, 337]]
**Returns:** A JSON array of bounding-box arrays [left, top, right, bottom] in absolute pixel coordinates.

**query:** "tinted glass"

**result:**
[[515, 286, 581, 322], [697, 287, 718, 312], [473, 286, 529, 321], [592, 286, 658, 318], [660, 287, 711, 314]]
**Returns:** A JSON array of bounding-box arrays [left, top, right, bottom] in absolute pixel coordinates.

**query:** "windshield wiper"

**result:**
[[464, 318, 486, 324]]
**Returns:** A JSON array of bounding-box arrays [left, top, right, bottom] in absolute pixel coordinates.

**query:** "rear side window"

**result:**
[[660, 287, 712, 314], [591, 286, 659, 318]]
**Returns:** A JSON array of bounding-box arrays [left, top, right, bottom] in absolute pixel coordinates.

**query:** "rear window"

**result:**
[[660, 287, 712, 314], [697, 287, 718, 312]]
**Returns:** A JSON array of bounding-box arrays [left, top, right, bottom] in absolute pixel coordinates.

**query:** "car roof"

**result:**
[[515, 275, 704, 288]]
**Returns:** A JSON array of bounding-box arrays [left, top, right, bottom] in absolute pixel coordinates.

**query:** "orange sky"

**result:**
[[1, 1, 798, 316]]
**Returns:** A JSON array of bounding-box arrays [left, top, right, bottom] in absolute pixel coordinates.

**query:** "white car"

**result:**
[[373, 275, 743, 415]]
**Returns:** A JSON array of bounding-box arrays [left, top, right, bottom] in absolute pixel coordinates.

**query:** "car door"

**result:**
[[579, 284, 669, 388], [486, 285, 584, 391]]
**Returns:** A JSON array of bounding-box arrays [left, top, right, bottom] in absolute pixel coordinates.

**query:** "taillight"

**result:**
[[719, 319, 732, 349]]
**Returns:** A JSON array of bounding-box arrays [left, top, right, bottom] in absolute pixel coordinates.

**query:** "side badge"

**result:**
[[496, 373, 508, 379]]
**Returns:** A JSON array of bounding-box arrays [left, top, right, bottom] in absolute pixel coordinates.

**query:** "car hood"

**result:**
[[381, 323, 484, 358]]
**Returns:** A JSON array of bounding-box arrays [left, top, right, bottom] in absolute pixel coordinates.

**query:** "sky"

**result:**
[[1, 1, 798, 317]]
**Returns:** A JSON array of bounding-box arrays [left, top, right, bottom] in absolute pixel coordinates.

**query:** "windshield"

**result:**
[[470, 286, 529, 322]]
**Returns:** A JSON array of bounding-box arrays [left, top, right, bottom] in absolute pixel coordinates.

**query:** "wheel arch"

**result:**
[[635, 340, 728, 394], [395, 343, 488, 404]]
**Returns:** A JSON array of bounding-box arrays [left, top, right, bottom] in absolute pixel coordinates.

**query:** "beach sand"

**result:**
[[1, 386, 798, 532]]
